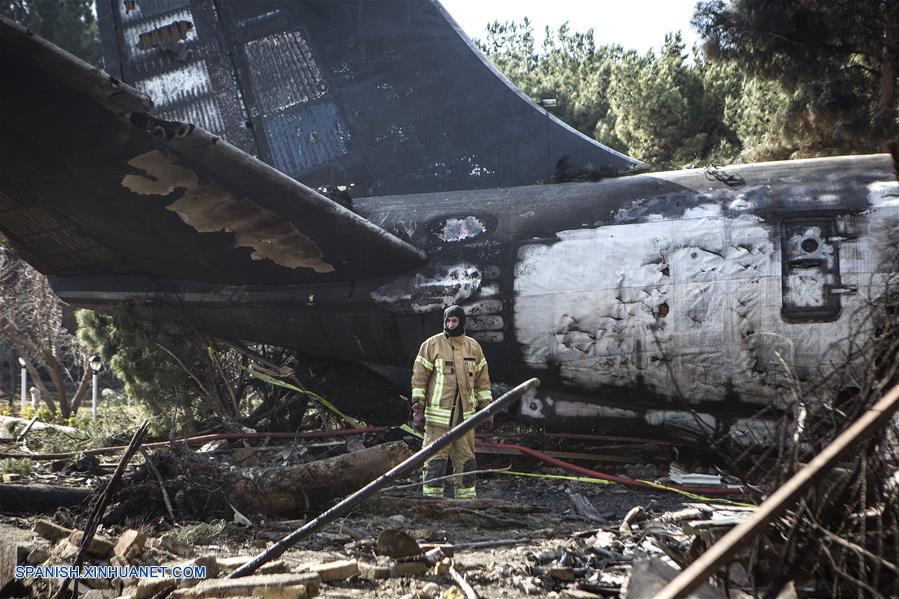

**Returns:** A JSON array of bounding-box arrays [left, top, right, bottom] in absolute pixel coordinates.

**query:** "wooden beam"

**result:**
[[657, 382, 899, 599]]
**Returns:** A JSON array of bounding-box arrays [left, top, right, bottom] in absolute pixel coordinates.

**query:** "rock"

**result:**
[[359, 562, 391, 580], [82, 590, 119, 599], [134, 577, 177, 599], [114, 529, 147, 561], [515, 575, 542, 595], [548, 566, 576, 582], [433, 558, 451, 576], [258, 560, 290, 574], [68, 531, 115, 558], [377, 529, 421, 558], [158, 533, 194, 557], [310, 559, 359, 582], [170, 572, 320, 598], [216, 555, 253, 572], [33, 519, 72, 542], [166, 555, 219, 580], [386, 514, 408, 526], [441, 588, 465, 599], [418, 581, 441, 599], [390, 560, 429, 577], [26, 546, 50, 565]]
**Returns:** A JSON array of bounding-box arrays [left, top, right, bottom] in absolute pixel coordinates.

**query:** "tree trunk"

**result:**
[[69, 362, 92, 414], [878, 15, 898, 130], [0, 483, 91, 514], [0, 316, 57, 413], [41, 348, 70, 418], [107, 441, 413, 522], [230, 441, 412, 516]]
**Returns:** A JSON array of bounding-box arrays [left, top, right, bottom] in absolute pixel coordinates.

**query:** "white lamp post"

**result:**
[[18, 356, 27, 412], [89, 354, 103, 421]]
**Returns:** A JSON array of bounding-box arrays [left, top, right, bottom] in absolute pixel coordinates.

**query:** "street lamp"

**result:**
[[17, 356, 26, 412], [89, 354, 103, 421]]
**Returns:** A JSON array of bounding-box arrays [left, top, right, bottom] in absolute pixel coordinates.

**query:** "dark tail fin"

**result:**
[[97, 0, 643, 197]]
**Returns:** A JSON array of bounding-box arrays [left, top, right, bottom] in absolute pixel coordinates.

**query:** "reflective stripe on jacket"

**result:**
[[411, 332, 492, 426]]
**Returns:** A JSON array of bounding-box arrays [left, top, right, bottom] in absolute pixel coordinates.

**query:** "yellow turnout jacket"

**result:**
[[411, 332, 492, 426]]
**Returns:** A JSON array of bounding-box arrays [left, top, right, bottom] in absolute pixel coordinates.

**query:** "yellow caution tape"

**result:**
[[488, 469, 755, 508], [499, 470, 612, 485], [399, 424, 424, 439], [633, 479, 757, 508]]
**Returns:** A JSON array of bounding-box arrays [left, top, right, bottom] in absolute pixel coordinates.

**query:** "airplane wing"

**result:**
[[0, 15, 425, 285]]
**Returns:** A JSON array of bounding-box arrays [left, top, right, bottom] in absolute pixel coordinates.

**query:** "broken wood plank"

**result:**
[[449, 564, 480, 599], [657, 382, 899, 599]]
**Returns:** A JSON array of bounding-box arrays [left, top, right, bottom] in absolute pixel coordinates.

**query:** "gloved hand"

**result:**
[[478, 414, 494, 433], [411, 401, 425, 432]]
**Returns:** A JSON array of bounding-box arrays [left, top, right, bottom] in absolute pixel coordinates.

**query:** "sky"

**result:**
[[440, 0, 702, 54]]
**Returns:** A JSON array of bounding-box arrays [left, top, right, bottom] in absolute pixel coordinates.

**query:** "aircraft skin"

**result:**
[[48, 154, 899, 441], [1, 3, 897, 440]]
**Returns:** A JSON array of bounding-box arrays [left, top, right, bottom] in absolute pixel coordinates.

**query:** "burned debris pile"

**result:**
[[2, 263, 898, 597]]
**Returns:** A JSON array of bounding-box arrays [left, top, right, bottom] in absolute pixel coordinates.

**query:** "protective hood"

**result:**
[[443, 305, 466, 337]]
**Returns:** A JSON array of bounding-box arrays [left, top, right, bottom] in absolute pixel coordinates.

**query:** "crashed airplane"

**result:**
[[0, 1, 896, 442]]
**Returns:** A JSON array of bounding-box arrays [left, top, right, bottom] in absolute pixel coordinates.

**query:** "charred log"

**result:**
[[105, 441, 411, 523], [0, 483, 91, 514]]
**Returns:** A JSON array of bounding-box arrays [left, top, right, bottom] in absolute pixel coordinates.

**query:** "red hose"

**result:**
[[477, 441, 751, 496]]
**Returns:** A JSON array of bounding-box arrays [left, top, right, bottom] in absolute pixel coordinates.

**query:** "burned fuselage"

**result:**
[[50, 154, 899, 438]]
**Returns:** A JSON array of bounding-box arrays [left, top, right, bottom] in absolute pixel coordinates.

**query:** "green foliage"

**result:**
[[480, 9, 891, 169], [694, 0, 898, 153], [0, 0, 101, 65], [0, 458, 33, 476], [607, 34, 738, 168], [479, 20, 627, 153], [76, 306, 219, 430]]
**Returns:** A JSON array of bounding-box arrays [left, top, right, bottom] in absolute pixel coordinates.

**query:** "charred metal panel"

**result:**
[[0, 15, 423, 284], [97, 0, 643, 197], [98, 0, 258, 155]]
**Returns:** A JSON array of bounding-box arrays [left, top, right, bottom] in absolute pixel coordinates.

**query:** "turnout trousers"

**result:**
[[421, 396, 477, 499]]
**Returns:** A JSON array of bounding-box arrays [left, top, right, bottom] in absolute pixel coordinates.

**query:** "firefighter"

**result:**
[[410, 305, 493, 499]]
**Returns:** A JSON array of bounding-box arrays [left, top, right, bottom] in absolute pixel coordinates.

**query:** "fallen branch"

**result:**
[[0, 428, 384, 460], [56, 419, 150, 598], [139, 446, 176, 524]]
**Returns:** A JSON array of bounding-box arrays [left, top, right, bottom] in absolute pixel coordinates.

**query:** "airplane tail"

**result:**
[[96, 0, 643, 198]]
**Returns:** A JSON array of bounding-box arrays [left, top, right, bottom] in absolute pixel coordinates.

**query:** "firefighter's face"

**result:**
[[445, 316, 460, 330]]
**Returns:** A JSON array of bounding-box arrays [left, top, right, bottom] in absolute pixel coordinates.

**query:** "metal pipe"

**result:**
[[229, 377, 540, 578]]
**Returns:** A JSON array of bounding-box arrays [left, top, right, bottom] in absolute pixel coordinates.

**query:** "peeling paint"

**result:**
[[371, 262, 482, 313], [121, 150, 334, 272], [436, 216, 486, 242], [511, 209, 880, 406], [868, 180, 899, 208]]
